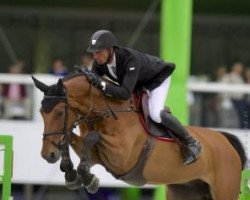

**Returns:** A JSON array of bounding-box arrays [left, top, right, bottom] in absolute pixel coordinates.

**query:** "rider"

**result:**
[[84, 29, 201, 165]]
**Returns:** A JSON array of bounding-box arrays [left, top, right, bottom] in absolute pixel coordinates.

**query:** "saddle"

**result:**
[[134, 92, 175, 141]]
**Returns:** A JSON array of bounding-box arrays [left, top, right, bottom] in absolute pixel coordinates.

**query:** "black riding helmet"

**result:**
[[87, 30, 117, 53]]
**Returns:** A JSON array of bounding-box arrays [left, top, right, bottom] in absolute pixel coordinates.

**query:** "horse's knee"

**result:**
[[84, 131, 100, 146]]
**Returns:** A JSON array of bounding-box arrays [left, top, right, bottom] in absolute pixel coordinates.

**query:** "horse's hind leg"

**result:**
[[209, 169, 241, 200], [167, 191, 212, 200], [210, 180, 240, 200], [167, 186, 186, 200], [167, 181, 212, 200]]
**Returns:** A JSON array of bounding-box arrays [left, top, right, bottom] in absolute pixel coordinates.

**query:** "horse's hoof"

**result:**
[[65, 176, 82, 190], [65, 169, 78, 183], [85, 176, 99, 194]]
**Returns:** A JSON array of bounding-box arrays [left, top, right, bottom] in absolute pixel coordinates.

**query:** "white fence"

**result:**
[[0, 73, 249, 186]]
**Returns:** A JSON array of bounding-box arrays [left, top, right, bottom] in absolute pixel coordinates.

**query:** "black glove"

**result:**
[[88, 73, 103, 89], [81, 68, 104, 90]]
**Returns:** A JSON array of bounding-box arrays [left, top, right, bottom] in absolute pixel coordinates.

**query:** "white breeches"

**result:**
[[148, 77, 171, 123]]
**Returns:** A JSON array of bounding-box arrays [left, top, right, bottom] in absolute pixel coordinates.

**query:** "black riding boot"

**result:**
[[160, 110, 201, 165]]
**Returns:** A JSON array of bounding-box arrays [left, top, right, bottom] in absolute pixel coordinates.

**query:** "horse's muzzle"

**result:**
[[41, 149, 60, 163]]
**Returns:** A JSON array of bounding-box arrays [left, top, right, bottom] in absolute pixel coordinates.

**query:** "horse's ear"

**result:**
[[57, 78, 64, 92], [32, 76, 49, 93]]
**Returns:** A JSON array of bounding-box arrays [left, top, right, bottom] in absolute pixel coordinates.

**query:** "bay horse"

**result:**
[[32, 71, 246, 200]]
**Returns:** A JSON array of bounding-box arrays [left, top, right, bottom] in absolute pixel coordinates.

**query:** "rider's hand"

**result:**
[[88, 73, 104, 89], [81, 67, 106, 90]]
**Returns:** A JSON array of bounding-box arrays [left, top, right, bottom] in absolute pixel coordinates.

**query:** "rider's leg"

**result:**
[[148, 77, 171, 123], [160, 109, 201, 164], [148, 77, 201, 165]]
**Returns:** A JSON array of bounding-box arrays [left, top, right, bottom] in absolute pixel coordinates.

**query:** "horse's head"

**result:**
[[33, 72, 124, 164], [32, 76, 78, 163]]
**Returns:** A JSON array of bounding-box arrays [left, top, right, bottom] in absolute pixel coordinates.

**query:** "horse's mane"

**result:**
[[46, 71, 86, 95], [61, 71, 85, 82], [58, 69, 125, 105]]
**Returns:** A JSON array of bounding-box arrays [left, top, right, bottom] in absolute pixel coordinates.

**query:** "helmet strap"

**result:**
[[105, 48, 114, 64]]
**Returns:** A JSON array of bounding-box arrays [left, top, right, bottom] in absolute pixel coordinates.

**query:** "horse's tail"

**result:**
[[220, 131, 247, 169]]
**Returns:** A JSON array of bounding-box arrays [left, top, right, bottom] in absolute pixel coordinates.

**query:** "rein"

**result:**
[[42, 83, 139, 147], [86, 89, 138, 123]]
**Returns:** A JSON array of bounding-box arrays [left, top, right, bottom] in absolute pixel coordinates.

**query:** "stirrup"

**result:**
[[182, 140, 201, 165]]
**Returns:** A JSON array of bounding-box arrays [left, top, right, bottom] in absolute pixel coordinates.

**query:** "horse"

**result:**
[[32, 71, 246, 200]]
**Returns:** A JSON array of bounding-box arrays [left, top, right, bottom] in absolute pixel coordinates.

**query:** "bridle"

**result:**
[[42, 95, 78, 148], [42, 82, 138, 149]]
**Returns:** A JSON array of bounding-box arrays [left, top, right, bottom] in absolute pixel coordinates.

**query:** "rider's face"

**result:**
[[93, 49, 110, 65]]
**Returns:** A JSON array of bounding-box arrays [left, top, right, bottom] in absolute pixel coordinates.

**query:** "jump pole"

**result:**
[[0, 135, 13, 200]]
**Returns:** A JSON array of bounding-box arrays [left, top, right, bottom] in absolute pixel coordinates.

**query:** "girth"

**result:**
[[112, 135, 155, 186]]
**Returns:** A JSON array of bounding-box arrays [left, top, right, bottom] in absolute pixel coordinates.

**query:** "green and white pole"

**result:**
[[0, 135, 13, 200], [154, 0, 193, 199]]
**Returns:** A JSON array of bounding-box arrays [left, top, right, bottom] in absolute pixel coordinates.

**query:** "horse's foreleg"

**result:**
[[70, 133, 84, 156], [77, 131, 100, 194], [60, 142, 82, 190], [70, 132, 100, 162]]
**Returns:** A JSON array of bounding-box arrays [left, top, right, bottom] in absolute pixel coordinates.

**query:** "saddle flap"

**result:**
[[135, 92, 174, 140]]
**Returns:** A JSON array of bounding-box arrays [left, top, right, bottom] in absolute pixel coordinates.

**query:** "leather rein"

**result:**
[[42, 84, 138, 148]]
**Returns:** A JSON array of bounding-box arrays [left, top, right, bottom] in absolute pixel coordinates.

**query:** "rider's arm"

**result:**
[[103, 58, 140, 100]]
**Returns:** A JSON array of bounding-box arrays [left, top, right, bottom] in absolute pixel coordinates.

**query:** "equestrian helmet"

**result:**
[[87, 30, 117, 53]]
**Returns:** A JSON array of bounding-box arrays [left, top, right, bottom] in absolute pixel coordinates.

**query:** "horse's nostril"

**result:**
[[50, 152, 55, 159]]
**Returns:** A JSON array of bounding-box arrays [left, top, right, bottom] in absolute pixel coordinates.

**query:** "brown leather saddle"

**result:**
[[134, 92, 175, 141]]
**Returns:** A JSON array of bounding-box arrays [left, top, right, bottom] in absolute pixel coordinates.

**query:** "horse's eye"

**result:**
[[56, 111, 64, 117]]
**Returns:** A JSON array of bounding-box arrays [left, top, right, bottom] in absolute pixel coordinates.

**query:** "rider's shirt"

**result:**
[[106, 53, 117, 80]]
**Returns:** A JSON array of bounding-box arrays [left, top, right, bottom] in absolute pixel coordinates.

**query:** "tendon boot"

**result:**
[[160, 110, 201, 165]]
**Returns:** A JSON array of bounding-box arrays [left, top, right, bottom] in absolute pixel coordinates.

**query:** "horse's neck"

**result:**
[[65, 78, 148, 173]]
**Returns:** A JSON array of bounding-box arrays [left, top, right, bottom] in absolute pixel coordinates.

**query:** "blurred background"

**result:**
[[0, 0, 250, 199]]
